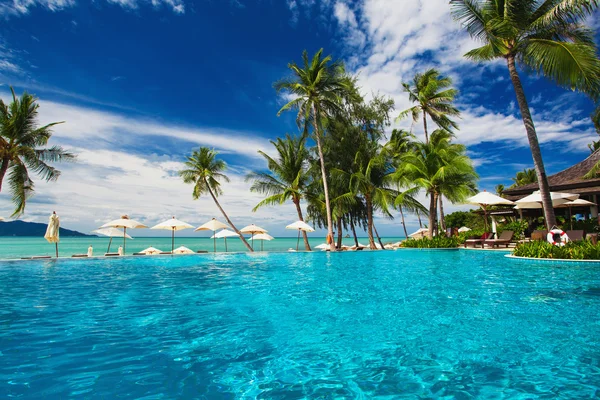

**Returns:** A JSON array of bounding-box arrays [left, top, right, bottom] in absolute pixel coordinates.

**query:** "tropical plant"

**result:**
[[179, 147, 253, 252], [275, 49, 355, 250], [513, 240, 600, 260], [246, 135, 312, 250], [451, 0, 600, 229], [495, 184, 505, 197], [401, 236, 460, 248], [397, 69, 460, 144], [396, 129, 478, 238], [510, 168, 537, 187], [0, 87, 75, 216]]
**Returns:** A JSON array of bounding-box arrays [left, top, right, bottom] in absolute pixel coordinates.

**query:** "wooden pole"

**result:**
[[296, 230, 300, 251]]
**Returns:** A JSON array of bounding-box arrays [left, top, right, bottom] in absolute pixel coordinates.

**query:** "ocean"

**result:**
[[0, 236, 406, 260]]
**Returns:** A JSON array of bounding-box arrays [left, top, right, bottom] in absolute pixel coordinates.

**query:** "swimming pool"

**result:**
[[1, 250, 598, 398]]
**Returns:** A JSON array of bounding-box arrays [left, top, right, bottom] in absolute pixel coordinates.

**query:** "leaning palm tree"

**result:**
[[451, 0, 600, 229], [397, 69, 460, 144], [275, 49, 354, 251], [246, 135, 312, 251], [394, 186, 428, 239], [0, 87, 75, 216], [179, 147, 253, 252]]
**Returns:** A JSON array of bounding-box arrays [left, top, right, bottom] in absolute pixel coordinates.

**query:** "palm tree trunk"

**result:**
[[366, 196, 376, 249], [506, 54, 556, 229], [0, 156, 10, 192], [439, 195, 446, 235], [312, 104, 336, 251], [416, 210, 423, 228], [336, 218, 343, 249], [205, 180, 253, 252], [428, 191, 437, 238], [423, 114, 429, 144], [350, 218, 359, 247], [399, 206, 409, 238], [293, 198, 311, 251], [373, 223, 385, 250]]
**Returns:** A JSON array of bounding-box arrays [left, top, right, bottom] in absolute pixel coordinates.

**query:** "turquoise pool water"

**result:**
[[0, 250, 599, 398]]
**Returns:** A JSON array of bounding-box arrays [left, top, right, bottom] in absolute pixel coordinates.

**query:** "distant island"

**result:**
[[0, 220, 93, 237]]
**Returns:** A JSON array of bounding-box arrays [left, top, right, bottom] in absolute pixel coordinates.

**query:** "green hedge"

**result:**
[[513, 240, 600, 260], [401, 236, 459, 248]]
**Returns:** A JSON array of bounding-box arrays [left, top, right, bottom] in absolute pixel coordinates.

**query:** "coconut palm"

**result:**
[[0, 87, 75, 217], [451, 0, 600, 229], [397, 129, 478, 238], [246, 135, 312, 251], [397, 69, 460, 144], [394, 186, 428, 239], [275, 49, 354, 251], [334, 145, 396, 249], [495, 184, 505, 197], [179, 147, 253, 252], [510, 168, 537, 187]]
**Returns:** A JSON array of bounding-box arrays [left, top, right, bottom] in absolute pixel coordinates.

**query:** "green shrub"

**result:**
[[402, 236, 459, 248], [513, 240, 600, 260]]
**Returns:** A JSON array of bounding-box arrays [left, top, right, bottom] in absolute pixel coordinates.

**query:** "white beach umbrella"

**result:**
[[315, 243, 330, 250], [0, 217, 4, 221], [458, 226, 471, 233], [140, 246, 162, 255], [252, 233, 274, 251], [210, 229, 240, 252], [196, 218, 230, 252], [240, 224, 268, 250], [515, 191, 579, 210], [92, 227, 133, 253], [557, 198, 596, 230], [409, 228, 429, 239], [151, 216, 193, 252], [285, 220, 315, 251], [101, 215, 147, 254], [466, 191, 515, 231], [44, 211, 60, 258], [173, 246, 194, 255]]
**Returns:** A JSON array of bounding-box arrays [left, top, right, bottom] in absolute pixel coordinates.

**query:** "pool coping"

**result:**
[[505, 254, 600, 263]]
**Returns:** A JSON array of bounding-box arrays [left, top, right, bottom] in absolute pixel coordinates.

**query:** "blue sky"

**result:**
[[0, 0, 598, 237]]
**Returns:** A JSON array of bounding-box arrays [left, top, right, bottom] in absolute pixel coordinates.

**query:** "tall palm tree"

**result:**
[[246, 135, 312, 251], [451, 0, 600, 229], [510, 168, 537, 187], [397, 129, 478, 238], [397, 69, 460, 144], [179, 147, 253, 252], [275, 49, 354, 251], [0, 87, 75, 216], [334, 145, 396, 249]]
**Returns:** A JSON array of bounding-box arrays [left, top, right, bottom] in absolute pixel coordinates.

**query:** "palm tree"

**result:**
[[397, 69, 460, 144], [179, 147, 253, 252], [334, 145, 396, 249], [275, 49, 354, 251], [451, 0, 600, 229], [495, 184, 505, 197], [0, 87, 75, 216], [246, 135, 312, 251], [397, 129, 478, 238], [394, 186, 428, 238], [510, 168, 537, 188]]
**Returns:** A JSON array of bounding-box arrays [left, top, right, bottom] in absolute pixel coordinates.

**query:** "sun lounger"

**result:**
[[31, 256, 52, 259], [196, 250, 208, 254], [484, 230, 514, 248], [566, 230, 584, 241], [464, 232, 491, 248], [159, 252, 172, 255], [105, 253, 120, 257], [71, 254, 88, 258], [132, 252, 146, 256]]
